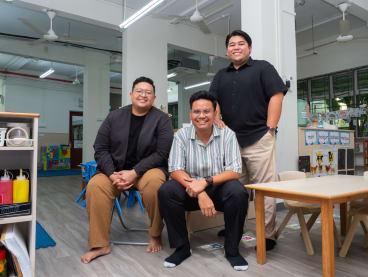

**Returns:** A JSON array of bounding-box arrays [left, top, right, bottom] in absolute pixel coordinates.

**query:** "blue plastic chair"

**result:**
[[75, 161, 148, 245], [75, 161, 97, 208]]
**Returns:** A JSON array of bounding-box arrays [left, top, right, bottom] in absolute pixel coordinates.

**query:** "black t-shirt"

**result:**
[[124, 113, 146, 170], [210, 57, 288, 147]]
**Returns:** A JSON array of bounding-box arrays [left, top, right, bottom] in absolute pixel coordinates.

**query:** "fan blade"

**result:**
[[339, 19, 350, 36], [196, 21, 211, 34], [58, 37, 96, 44], [304, 40, 336, 51], [151, 13, 189, 22], [19, 18, 47, 35]]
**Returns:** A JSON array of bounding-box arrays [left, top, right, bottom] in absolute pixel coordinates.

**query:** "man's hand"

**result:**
[[114, 169, 138, 185], [198, 192, 216, 217], [214, 119, 226, 129], [110, 170, 137, 191], [185, 178, 207, 197]]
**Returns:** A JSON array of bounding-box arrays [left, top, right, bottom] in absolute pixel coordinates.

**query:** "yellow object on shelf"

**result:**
[[13, 169, 29, 203]]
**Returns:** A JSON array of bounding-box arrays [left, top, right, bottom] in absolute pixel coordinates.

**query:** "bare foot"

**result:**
[[81, 245, 111, 264], [146, 236, 162, 253]]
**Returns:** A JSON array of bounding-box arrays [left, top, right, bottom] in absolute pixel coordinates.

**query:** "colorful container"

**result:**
[[13, 169, 29, 203], [0, 169, 13, 204], [0, 249, 6, 277]]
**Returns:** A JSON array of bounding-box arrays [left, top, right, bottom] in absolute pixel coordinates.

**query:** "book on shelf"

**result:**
[[0, 224, 30, 277]]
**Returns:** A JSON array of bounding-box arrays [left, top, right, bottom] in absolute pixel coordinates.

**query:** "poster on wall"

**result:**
[[329, 131, 340, 145], [317, 131, 329, 145], [311, 149, 338, 177], [305, 130, 317, 146], [340, 132, 350, 146]]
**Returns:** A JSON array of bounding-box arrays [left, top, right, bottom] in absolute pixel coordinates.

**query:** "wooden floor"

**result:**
[[36, 175, 368, 276]]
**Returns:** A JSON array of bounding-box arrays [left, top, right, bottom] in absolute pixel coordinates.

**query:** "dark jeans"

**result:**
[[158, 179, 248, 256]]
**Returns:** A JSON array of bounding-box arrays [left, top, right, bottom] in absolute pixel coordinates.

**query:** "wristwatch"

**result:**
[[268, 126, 278, 135], [205, 176, 214, 186]]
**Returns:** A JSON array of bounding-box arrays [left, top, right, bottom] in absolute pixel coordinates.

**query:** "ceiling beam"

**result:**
[[296, 14, 342, 34], [4, 56, 30, 71]]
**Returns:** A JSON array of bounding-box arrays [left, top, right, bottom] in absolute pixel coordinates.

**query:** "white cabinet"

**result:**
[[0, 112, 39, 276]]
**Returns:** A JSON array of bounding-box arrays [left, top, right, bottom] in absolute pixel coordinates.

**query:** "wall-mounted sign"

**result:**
[[340, 132, 350, 146], [317, 131, 329, 145], [329, 131, 340, 145], [305, 130, 317, 145]]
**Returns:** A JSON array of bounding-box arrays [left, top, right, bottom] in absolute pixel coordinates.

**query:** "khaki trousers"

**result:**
[[240, 131, 277, 239], [86, 168, 166, 248]]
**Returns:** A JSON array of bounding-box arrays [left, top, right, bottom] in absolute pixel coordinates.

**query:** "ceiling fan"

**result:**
[[155, 1, 233, 34], [304, 2, 368, 52], [189, 0, 211, 34], [19, 9, 96, 45], [298, 16, 318, 59]]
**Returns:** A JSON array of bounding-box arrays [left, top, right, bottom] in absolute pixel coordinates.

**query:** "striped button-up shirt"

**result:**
[[168, 124, 242, 179]]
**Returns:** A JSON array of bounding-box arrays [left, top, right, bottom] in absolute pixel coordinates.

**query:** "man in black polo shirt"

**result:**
[[210, 30, 288, 251]]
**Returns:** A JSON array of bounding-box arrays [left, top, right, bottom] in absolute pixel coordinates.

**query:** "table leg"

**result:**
[[255, 191, 266, 264], [340, 203, 347, 236], [321, 200, 335, 277]]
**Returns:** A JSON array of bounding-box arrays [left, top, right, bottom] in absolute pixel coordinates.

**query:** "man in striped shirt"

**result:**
[[158, 91, 249, 271]]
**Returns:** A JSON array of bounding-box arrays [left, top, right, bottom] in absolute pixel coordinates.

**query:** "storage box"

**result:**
[[186, 210, 224, 233], [0, 202, 31, 217]]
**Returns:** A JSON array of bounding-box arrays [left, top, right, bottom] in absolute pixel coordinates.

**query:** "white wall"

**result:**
[[297, 26, 368, 79], [3, 74, 122, 132], [5, 75, 82, 132]]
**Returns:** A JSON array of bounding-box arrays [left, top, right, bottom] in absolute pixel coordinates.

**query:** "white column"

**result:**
[[242, 0, 298, 172], [121, 22, 168, 112], [83, 52, 110, 162], [0, 77, 4, 112]]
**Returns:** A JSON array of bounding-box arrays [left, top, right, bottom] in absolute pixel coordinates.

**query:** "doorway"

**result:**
[[69, 111, 83, 169]]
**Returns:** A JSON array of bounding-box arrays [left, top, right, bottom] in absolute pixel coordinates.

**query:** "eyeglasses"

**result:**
[[134, 89, 153, 96], [192, 109, 212, 115]]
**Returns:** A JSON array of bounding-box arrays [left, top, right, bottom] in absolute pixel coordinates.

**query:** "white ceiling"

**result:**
[[0, 0, 367, 82]]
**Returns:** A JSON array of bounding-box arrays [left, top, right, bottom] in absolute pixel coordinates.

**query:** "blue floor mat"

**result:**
[[36, 221, 56, 249], [38, 169, 81, 177]]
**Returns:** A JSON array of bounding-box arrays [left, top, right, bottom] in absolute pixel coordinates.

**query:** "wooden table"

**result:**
[[245, 175, 368, 277]]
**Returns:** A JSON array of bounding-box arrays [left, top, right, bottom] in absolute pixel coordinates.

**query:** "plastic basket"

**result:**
[[0, 128, 6, 147]]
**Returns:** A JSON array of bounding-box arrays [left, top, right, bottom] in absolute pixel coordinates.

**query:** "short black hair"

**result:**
[[189, 90, 217, 111], [225, 30, 252, 48], [132, 76, 155, 94]]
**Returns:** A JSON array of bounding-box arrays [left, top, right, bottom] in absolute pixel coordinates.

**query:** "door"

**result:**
[[69, 111, 83, 169]]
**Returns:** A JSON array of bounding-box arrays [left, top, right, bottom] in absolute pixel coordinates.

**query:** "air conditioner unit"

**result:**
[[168, 57, 200, 74]]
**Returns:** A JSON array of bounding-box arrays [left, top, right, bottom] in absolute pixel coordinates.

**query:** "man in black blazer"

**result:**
[[81, 76, 174, 263]]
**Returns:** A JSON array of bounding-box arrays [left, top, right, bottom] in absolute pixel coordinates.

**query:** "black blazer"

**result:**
[[93, 105, 174, 177]]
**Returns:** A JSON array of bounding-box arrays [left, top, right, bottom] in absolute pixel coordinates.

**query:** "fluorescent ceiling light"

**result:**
[[167, 73, 177, 79], [39, 68, 55, 79], [184, 81, 211, 90], [119, 0, 164, 29]]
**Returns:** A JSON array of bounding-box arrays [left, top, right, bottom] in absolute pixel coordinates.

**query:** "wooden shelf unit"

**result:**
[[0, 112, 39, 276]]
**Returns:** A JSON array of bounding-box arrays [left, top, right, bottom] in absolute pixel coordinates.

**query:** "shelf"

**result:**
[[0, 214, 33, 224], [0, 146, 34, 151]]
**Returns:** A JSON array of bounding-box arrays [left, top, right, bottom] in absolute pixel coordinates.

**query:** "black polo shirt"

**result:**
[[209, 57, 288, 147]]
